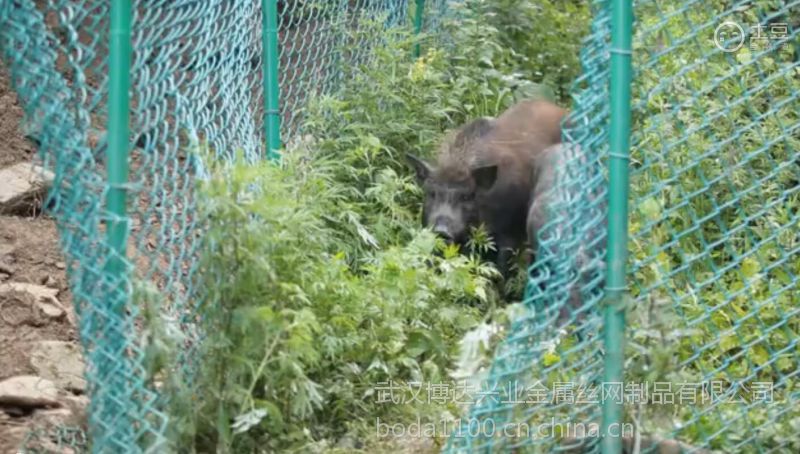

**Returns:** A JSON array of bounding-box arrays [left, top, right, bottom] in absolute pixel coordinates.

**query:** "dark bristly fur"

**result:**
[[406, 99, 567, 279]]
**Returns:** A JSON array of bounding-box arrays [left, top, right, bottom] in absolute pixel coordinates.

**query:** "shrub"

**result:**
[[165, 149, 493, 452]]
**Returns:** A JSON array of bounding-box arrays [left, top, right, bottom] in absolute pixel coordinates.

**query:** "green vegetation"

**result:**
[[183, 151, 491, 452]]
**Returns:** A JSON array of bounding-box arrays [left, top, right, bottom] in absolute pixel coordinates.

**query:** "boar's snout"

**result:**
[[432, 219, 455, 243], [426, 202, 467, 244]]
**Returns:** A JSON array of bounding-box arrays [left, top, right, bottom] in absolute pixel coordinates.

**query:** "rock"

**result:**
[[0, 261, 15, 276], [0, 282, 58, 301], [35, 407, 77, 427], [0, 289, 39, 326], [41, 274, 58, 288], [30, 341, 86, 393], [0, 376, 61, 409], [0, 282, 65, 321], [37, 301, 65, 319], [62, 394, 89, 423], [0, 162, 54, 214], [0, 243, 13, 257]]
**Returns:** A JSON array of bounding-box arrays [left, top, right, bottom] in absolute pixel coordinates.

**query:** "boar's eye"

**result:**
[[458, 192, 475, 202]]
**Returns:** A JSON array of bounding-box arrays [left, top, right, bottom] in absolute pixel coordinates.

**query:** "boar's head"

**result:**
[[405, 118, 498, 246]]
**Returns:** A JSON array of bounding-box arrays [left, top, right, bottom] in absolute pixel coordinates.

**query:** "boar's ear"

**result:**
[[405, 153, 432, 183], [472, 164, 498, 191]]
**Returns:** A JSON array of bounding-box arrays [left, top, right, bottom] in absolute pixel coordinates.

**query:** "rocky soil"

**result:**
[[0, 61, 88, 454]]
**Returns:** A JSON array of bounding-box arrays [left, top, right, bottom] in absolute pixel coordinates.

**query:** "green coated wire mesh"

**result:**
[[0, 0, 448, 452], [444, 0, 800, 453], [625, 1, 799, 452]]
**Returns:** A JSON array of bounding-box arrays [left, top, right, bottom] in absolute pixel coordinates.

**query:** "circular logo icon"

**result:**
[[714, 21, 745, 52]]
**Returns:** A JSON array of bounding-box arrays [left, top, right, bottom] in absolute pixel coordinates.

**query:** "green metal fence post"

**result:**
[[601, 0, 633, 453], [263, 0, 281, 161], [412, 0, 425, 58], [103, 0, 134, 444], [105, 1, 132, 284]]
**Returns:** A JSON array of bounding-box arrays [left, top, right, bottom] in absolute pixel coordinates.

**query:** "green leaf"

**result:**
[[720, 334, 738, 352], [741, 257, 761, 279], [639, 197, 662, 222], [750, 344, 769, 366], [542, 351, 561, 367]]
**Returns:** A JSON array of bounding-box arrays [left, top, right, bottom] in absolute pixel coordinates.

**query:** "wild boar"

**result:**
[[405, 99, 567, 278]]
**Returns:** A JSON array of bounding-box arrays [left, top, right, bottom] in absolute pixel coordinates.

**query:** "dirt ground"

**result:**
[[0, 61, 85, 454], [0, 68, 36, 169]]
